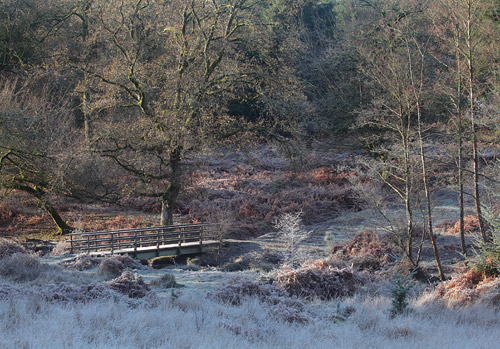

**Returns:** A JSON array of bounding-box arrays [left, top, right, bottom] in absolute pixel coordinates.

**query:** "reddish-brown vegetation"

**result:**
[[176, 162, 359, 237], [435, 269, 500, 306], [0, 162, 360, 239], [331, 231, 395, 270], [444, 215, 480, 235]]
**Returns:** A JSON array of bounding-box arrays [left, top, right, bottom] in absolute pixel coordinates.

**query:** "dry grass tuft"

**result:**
[[275, 260, 361, 300]]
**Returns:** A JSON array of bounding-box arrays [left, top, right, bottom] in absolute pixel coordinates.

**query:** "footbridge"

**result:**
[[69, 223, 220, 259]]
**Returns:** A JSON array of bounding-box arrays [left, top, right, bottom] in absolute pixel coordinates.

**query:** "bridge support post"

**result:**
[[134, 231, 138, 258], [178, 228, 182, 255]]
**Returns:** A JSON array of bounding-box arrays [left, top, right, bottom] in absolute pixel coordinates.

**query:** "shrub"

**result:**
[[467, 211, 500, 277], [331, 231, 394, 270], [0, 253, 45, 281], [390, 272, 414, 318], [98, 258, 125, 278], [51, 240, 71, 256], [0, 239, 28, 259], [105, 271, 151, 298], [273, 211, 310, 266], [275, 260, 361, 300]]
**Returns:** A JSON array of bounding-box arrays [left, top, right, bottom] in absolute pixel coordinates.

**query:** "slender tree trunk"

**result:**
[[466, 0, 488, 242], [405, 35, 445, 280], [456, 27, 467, 255], [403, 119, 414, 266], [160, 147, 182, 226], [416, 102, 445, 280], [83, 74, 92, 148], [81, 4, 92, 148]]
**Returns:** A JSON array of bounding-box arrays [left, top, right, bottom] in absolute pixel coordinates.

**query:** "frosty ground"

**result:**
[[1, 147, 499, 348], [1, 260, 500, 349], [1, 208, 499, 349]]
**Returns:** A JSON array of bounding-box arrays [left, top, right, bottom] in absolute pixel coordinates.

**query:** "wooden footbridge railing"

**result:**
[[69, 223, 220, 259]]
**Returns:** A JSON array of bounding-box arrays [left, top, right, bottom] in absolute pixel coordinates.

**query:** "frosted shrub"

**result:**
[[106, 271, 151, 299], [98, 258, 125, 278], [276, 260, 361, 300], [273, 211, 310, 266], [0, 239, 27, 259], [0, 253, 46, 281]]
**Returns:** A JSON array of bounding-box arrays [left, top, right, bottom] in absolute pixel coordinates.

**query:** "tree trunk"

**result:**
[[403, 125, 415, 266], [466, 0, 488, 242], [406, 34, 445, 280], [416, 102, 445, 281], [160, 147, 182, 226], [15, 184, 73, 234], [456, 28, 467, 255], [36, 196, 74, 235]]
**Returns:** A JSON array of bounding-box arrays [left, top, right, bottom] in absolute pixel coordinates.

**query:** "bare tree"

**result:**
[[62, 0, 270, 225], [0, 78, 75, 234]]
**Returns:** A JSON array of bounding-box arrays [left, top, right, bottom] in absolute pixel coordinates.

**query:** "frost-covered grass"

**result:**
[[1, 240, 499, 348], [1, 289, 500, 348]]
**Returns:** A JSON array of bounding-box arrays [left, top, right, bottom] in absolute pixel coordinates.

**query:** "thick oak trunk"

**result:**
[[160, 147, 182, 226]]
